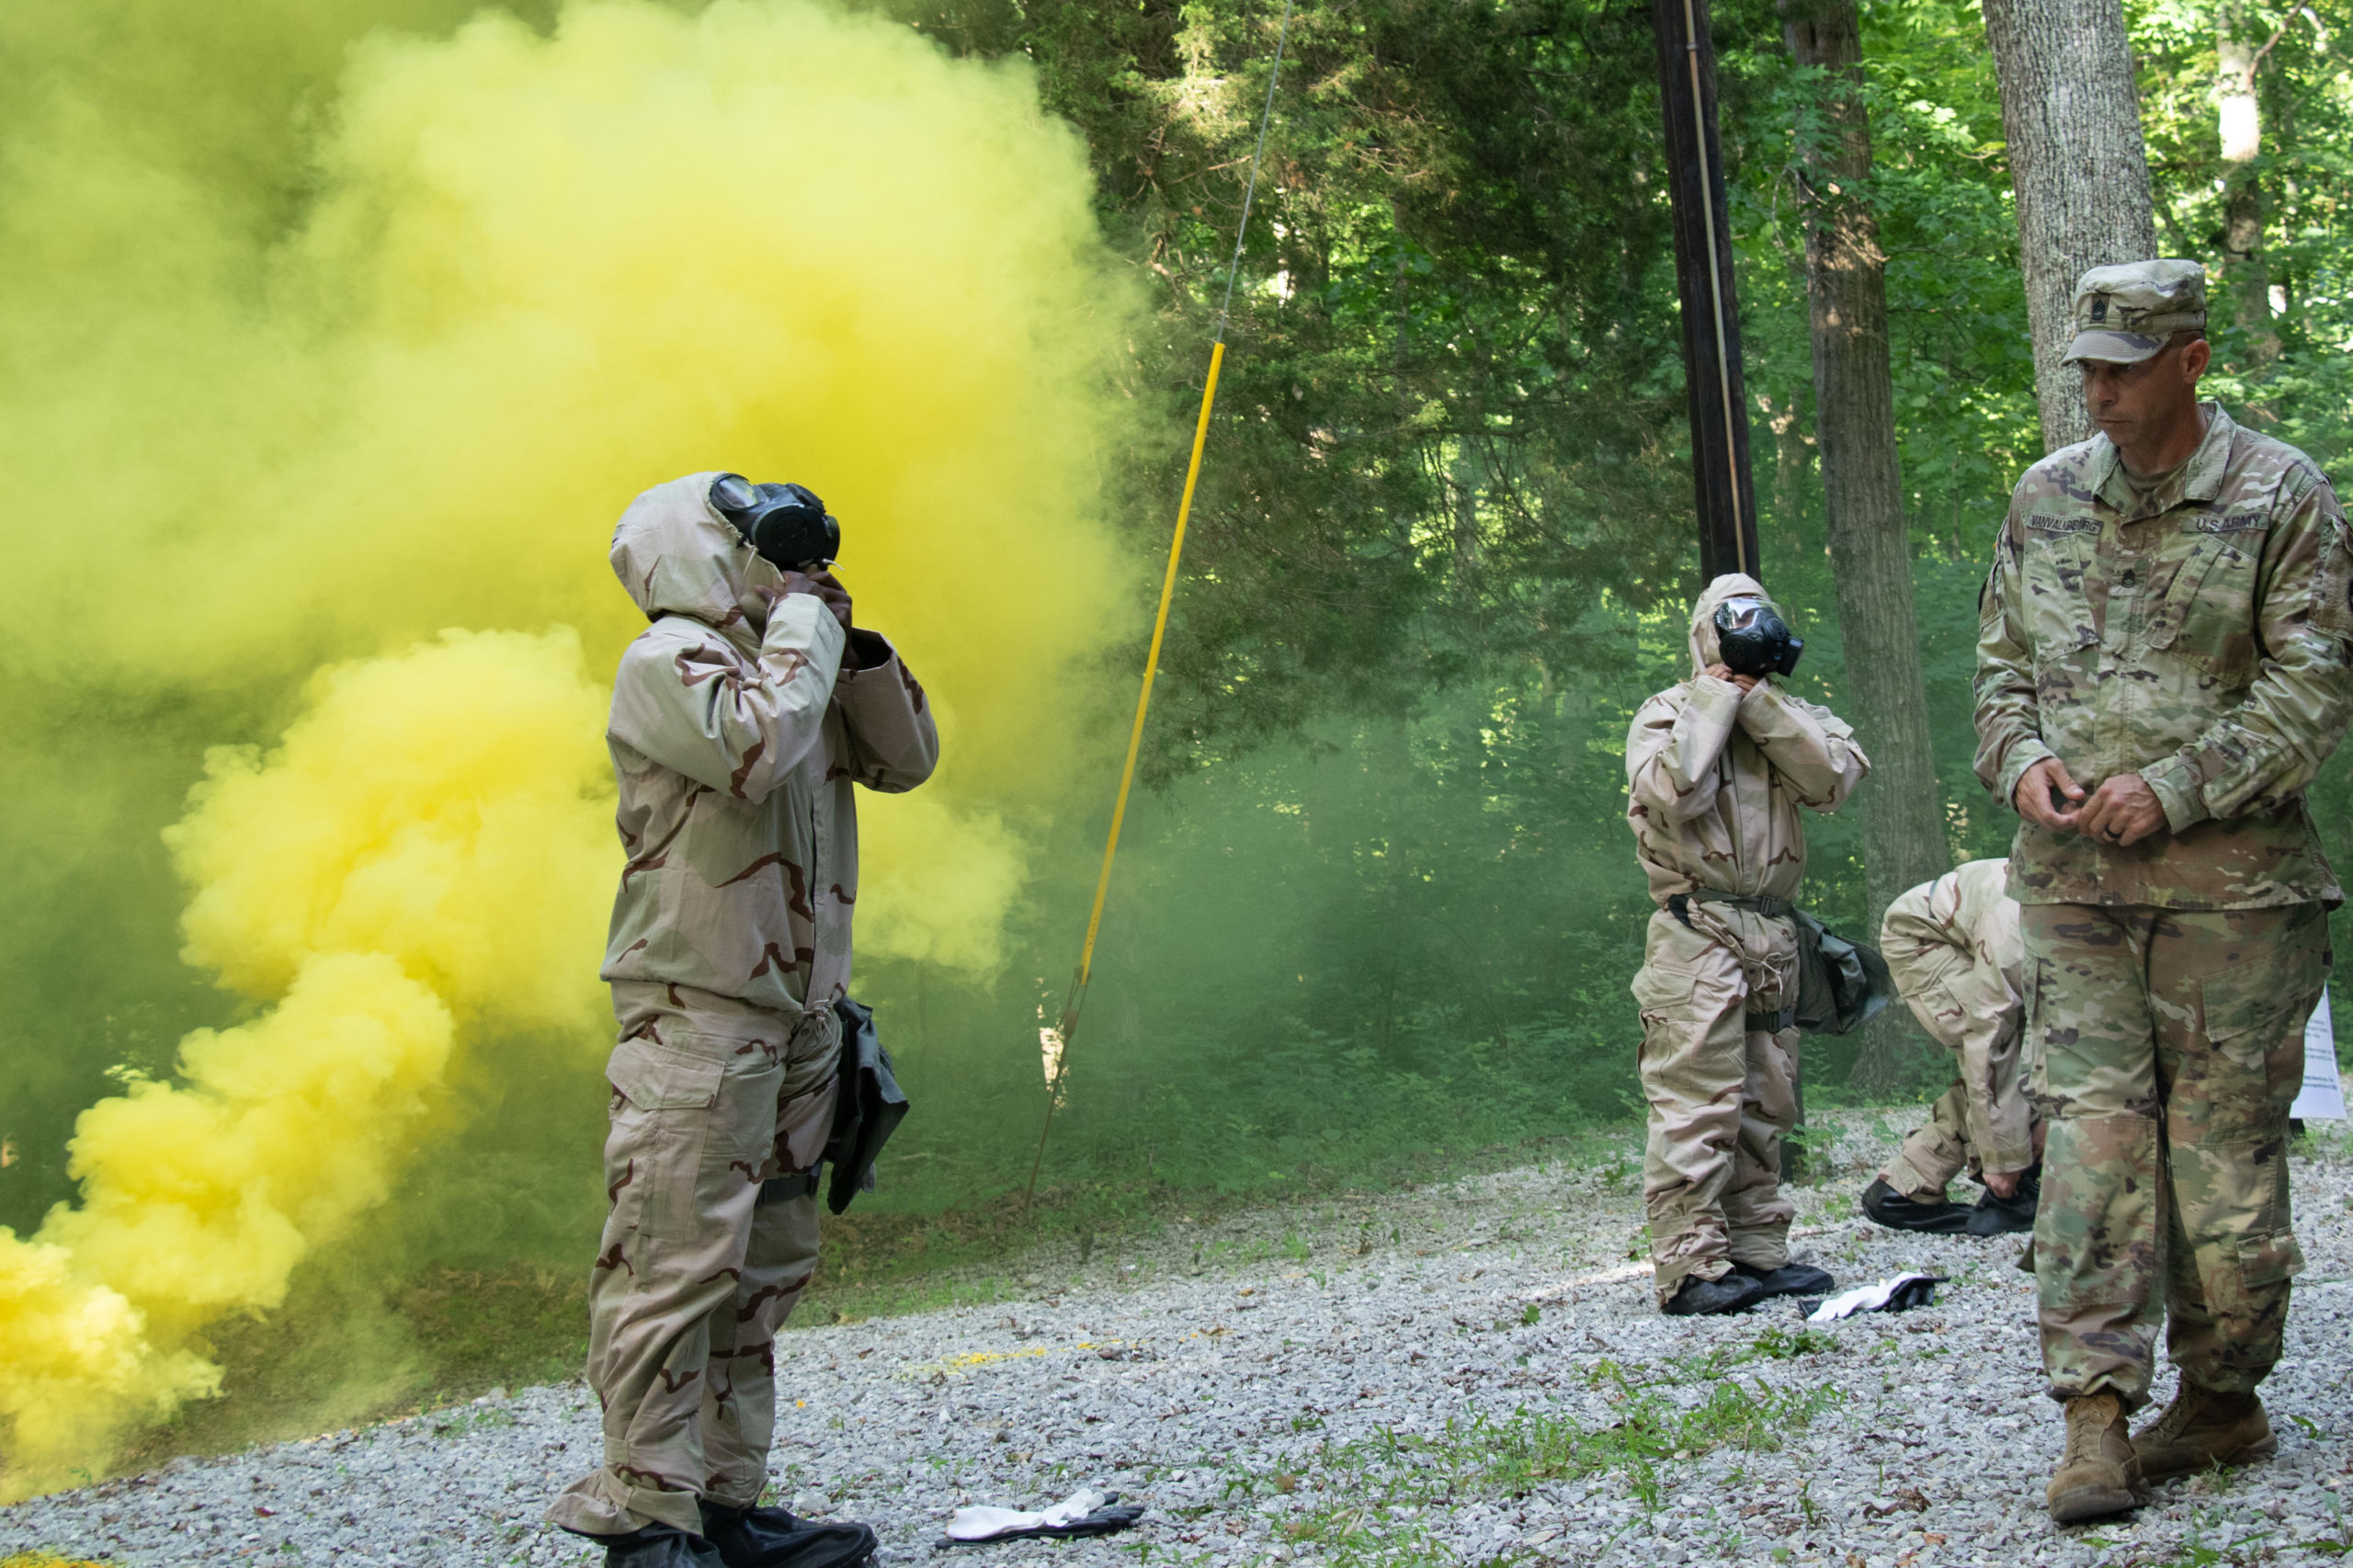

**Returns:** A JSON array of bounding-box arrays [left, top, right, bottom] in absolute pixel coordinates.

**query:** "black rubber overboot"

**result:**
[[1733, 1262, 1836, 1299], [1861, 1176, 1974, 1234], [1966, 1166, 2040, 1236], [591, 1525, 727, 1568], [699, 1501, 878, 1568], [1661, 1271, 1766, 1317]]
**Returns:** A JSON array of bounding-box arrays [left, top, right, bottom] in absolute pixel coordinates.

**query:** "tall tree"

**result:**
[[2214, 0, 2278, 362], [1980, 0, 2159, 452], [1780, 0, 1948, 1089]]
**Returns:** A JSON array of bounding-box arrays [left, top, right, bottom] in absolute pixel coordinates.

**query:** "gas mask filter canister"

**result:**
[[1713, 595, 1804, 678], [710, 472, 842, 572]]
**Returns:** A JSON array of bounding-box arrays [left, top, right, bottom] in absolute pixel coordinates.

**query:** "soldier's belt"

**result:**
[[1667, 890, 1798, 925], [1746, 1006, 1798, 1034]]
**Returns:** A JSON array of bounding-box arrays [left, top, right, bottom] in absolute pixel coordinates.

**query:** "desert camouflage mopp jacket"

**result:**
[[1626, 574, 1870, 906], [600, 473, 939, 1014]]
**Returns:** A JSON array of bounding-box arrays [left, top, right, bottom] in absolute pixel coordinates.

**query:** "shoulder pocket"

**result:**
[[2312, 513, 2353, 642], [607, 1038, 724, 1110]]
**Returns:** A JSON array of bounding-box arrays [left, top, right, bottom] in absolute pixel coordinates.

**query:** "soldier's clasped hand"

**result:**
[[2075, 773, 2167, 846], [1704, 663, 1759, 695], [2013, 756, 2087, 832]]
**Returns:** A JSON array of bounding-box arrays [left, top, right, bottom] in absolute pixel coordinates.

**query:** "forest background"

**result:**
[[5, 0, 2353, 1441]]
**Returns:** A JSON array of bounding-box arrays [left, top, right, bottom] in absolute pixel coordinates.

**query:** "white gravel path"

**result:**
[[9, 1112, 2353, 1567]]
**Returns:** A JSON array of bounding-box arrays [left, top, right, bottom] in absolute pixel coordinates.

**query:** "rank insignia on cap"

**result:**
[[2061, 258, 2206, 367]]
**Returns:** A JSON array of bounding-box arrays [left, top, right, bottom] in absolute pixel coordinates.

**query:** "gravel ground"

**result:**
[[9, 1110, 2353, 1568]]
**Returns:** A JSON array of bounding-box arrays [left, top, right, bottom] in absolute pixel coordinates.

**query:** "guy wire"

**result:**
[[1023, 0, 1296, 1209]]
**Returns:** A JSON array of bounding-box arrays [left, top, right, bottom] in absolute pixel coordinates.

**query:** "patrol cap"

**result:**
[[2061, 259, 2207, 366]]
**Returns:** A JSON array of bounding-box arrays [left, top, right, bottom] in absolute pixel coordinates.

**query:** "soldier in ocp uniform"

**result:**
[[1862, 858, 2042, 1237], [1975, 261, 2353, 1523], [1626, 574, 1869, 1316]]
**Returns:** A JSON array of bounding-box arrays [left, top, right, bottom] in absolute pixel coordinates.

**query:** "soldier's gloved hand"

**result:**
[[1704, 662, 1759, 695], [2075, 772, 2167, 846], [2013, 756, 2086, 832]]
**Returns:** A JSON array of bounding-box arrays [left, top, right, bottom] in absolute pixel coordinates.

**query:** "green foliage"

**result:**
[[1264, 1378, 1841, 1564]]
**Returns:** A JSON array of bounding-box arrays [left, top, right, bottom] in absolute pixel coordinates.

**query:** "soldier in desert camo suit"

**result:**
[[1861, 858, 2044, 1238], [546, 474, 938, 1568], [1975, 260, 2353, 1523], [1626, 573, 1869, 1317]]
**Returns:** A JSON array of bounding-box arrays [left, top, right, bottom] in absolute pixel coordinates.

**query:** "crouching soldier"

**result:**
[[1626, 573, 1870, 1315], [1862, 858, 2043, 1237], [547, 473, 938, 1568]]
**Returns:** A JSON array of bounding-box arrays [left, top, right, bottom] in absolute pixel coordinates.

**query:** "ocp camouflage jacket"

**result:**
[[1974, 403, 2353, 908], [600, 473, 940, 1014]]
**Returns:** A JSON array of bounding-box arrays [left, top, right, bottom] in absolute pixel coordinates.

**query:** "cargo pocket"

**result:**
[[2238, 1229, 2306, 1289], [1631, 961, 1706, 1022], [605, 1039, 724, 1242], [2201, 943, 2320, 1088]]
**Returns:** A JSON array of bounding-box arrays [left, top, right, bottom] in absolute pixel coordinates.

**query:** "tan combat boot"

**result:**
[[2132, 1381, 2276, 1482], [2046, 1392, 2145, 1524]]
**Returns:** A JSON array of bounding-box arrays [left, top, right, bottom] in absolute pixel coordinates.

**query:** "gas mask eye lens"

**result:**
[[710, 473, 759, 515]]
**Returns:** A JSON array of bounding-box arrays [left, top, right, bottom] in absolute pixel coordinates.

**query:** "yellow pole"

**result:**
[[1078, 340, 1224, 993], [1023, 341, 1225, 1206], [1023, 0, 1288, 1208]]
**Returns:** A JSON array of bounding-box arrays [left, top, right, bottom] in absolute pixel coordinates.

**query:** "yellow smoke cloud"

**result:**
[[0, 0, 1141, 1491], [2, 630, 613, 1491]]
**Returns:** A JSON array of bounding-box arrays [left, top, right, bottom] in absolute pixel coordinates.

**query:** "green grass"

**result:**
[[1228, 1377, 1841, 1566], [1139, 1324, 1844, 1566]]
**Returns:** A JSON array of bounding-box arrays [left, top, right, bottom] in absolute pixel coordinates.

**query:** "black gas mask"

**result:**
[[709, 473, 841, 573], [1713, 595, 1804, 678]]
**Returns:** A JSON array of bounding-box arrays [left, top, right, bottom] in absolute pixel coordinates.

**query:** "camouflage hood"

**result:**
[[1687, 572, 1777, 675], [608, 472, 790, 644]]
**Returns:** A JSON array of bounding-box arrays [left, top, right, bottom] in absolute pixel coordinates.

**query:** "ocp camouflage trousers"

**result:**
[[546, 983, 841, 1537], [2025, 901, 2324, 1409], [1631, 903, 1800, 1306]]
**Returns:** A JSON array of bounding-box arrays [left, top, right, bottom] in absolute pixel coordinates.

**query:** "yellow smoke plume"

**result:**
[[2, 630, 613, 1492], [0, 0, 1140, 1491]]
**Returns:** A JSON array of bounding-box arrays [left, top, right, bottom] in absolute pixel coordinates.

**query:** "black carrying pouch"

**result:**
[[1791, 910, 1894, 1037], [822, 997, 910, 1215]]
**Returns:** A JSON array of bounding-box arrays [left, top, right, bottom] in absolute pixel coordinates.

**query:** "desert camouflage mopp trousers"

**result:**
[[2025, 901, 2324, 1409], [547, 982, 841, 1537], [1631, 903, 1800, 1306], [1881, 1081, 1997, 1200]]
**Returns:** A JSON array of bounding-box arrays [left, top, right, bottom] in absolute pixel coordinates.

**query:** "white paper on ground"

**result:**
[[1806, 1271, 1939, 1324], [946, 1489, 1109, 1541], [2294, 986, 2348, 1121]]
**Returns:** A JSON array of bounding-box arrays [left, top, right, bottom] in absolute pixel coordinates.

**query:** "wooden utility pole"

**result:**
[[1651, 0, 1762, 583], [1653, 0, 1810, 1173]]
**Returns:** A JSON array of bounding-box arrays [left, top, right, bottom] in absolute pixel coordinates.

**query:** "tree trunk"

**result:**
[[1783, 0, 1949, 1095], [2216, 2, 2277, 363], [1980, 0, 2159, 453]]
